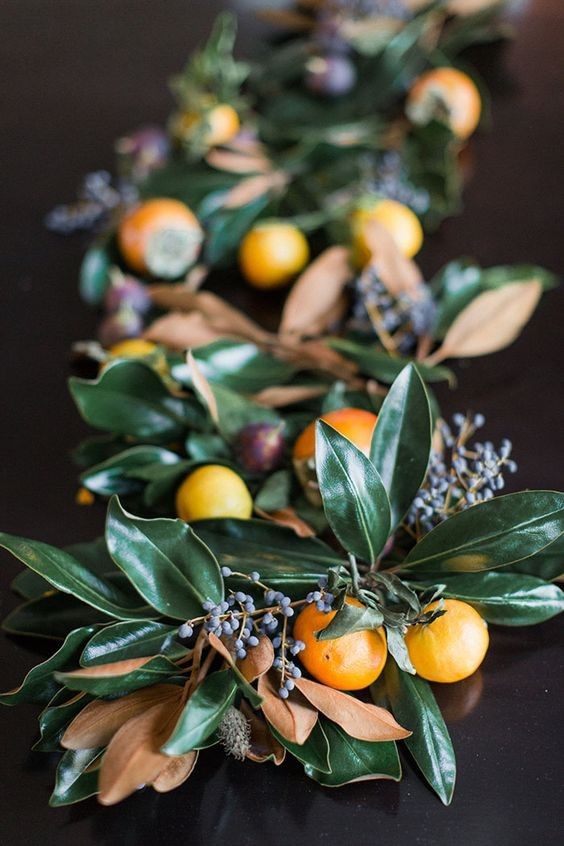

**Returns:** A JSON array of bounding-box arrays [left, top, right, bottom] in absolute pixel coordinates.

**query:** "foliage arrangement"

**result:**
[[2, 0, 563, 815]]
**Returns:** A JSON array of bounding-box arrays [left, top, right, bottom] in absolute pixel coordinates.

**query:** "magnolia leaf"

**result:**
[[80, 446, 182, 497], [80, 620, 186, 666], [271, 721, 331, 773], [34, 691, 90, 752], [151, 751, 198, 792], [206, 149, 272, 174], [62, 684, 182, 750], [56, 655, 179, 696], [251, 384, 327, 408], [254, 507, 316, 538], [427, 280, 542, 364], [240, 700, 285, 764], [222, 171, 288, 209], [304, 719, 401, 786], [162, 670, 238, 755], [294, 677, 410, 742], [188, 349, 219, 425], [363, 220, 423, 298], [258, 671, 318, 745], [385, 626, 416, 674], [207, 632, 263, 708], [237, 635, 275, 682], [145, 312, 224, 350], [50, 747, 103, 807], [279, 247, 353, 339], [257, 8, 313, 30], [315, 601, 384, 641]]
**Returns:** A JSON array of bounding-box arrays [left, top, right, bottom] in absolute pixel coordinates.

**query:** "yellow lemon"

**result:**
[[175, 465, 253, 521], [351, 198, 423, 265]]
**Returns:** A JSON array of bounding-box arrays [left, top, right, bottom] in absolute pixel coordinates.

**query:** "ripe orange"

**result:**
[[117, 198, 203, 278], [293, 407, 378, 463], [406, 67, 482, 141], [175, 465, 253, 522], [405, 599, 489, 683], [293, 596, 387, 690], [351, 198, 423, 265], [174, 103, 240, 148], [238, 222, 309, 289]]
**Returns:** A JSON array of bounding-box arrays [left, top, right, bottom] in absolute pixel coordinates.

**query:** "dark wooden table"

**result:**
[[0, 2, 563, 844]]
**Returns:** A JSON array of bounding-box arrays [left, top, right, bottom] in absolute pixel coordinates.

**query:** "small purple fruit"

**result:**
[[97, 307, 143, 347], [234, 422, 285, 474], [305, 54, 357, 97], [104, 274, 151, 314]]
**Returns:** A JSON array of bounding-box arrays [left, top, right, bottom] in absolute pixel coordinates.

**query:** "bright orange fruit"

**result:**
[[292, 407, 378, 462], [406, 67, 481, 141], [238, 222, 309, 289]]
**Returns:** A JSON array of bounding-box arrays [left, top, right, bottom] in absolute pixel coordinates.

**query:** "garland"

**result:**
[[2, 1, 563, 810]]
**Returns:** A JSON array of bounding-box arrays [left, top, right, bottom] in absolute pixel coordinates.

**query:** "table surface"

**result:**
[[0, 2, 563, 845]]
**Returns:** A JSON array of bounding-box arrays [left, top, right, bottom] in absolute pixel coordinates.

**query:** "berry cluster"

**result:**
[[406, 413, 518, 536], [45, 171, 137, 235], [371, 151, 429, 215]]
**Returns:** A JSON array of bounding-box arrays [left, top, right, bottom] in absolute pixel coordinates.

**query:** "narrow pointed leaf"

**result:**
[[80, 620, 187, 666], [49, 748, 103, 807], [162, 670, 238, 754]]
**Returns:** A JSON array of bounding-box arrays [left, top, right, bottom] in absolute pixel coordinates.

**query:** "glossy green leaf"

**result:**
[[316, 420, 391, 564], [271, 722, 331, 773], [56, 654, 179, 696], [379, 661, 455, 805], [79, 245, 111, 305], [254, 470, 292, 512], [49, 748, 102, 807], [418, 572, 564, 626], [304, 719, 401, 786], [69, 360, 200, 442], [370, 364, 432, 529], [501, 534, 564, 581], [162, 670, 237, 754], [0, 626, 100, 705], [2, 592, 111, 640], [106, 497, 223, 619], [186, 432, 231, 462], [80, 446, 182, 497], [402, 492, 564, 574], [34, 690, 92, 752], [384, 626, 415, 674], [210, 382, 280, 441], [173, 340, 296, 393], [327, 338, 454, 384], [316, 601, 383, 641], [80, 621, 187, 666], [0, 532, 153, 620]]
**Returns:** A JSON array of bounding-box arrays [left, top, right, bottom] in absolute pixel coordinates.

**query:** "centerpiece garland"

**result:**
[[2, 0, 563, 812]]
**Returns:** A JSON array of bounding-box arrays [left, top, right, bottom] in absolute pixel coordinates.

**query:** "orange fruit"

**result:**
[[238, 222, 309, 289], [175, 465, 253, 522], [174, 103, 240, 147], [117, 198, 203, 278], [293, 596, 387, 691], [405, 599, 489, 683], [293, 407, 378, 463], [406, 67, 481, 141], [351, 198, 423, 265]]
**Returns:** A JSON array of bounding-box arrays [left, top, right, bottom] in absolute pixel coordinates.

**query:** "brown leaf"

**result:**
[[279, 247, 353, 339], [188, 350, 219, 426], [61, 656, 162, 680], [62, 685, 182, 750], [206, 149, 272, 174], [251, 383, 327, 408], [447, 0, 500, 15], [151, 751, 198, 793], [294, 677, 411, 742], [254, 506, 316, 539], [257, 672, 318, 744], [238, 635, 275, 682], [427, 280, 542, 365], [207, 631, 235, 665], [240, 700, 285, 765], [362, 220, 423, 298], [98, 697, 184, 805], [222, 171, 289, 210], [278, 338, 360, 382], [257, 9, 314, 30], [144, 312, 224, 350]]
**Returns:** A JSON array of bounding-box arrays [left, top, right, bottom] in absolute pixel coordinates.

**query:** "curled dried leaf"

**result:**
[[251, 384, 327, 408], [237, 635, 275, 682], [188, 350, 219, 425], [240, 700, 285, 765], [363, 220, 423, 298], [294, 677, 411, 742], [427, 280, 542, 365], [257, 671, 318, 744], [151, 751, 198, 793], [279, 247, 353, 340], [206, 149, 272, 174], [254, 506, 316, 538]]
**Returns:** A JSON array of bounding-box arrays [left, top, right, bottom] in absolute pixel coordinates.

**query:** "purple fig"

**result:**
[[97, 307, 143, 348], [305, 54, 357, 98], [234, 422, 286, 474], [104, 274, 151, 314]]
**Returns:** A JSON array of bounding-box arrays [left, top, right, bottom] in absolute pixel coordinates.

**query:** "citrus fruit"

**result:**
[[174, 103, 240, 147], [293, 596, 387, 690], [293, 407, 378, 463], [238, 221, 310, 289], [175, 465, 253, 522], [117, 198, 203, 278], [351, 198, 423, 265], [108, 338, 158, 358], [405, 599, 489, 683], [406, 67, 481, 141]]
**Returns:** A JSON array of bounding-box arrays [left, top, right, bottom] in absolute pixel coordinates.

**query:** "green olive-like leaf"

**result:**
[[327, 338, 454, 384], [315, 602, 384, 641], [162, 670, 237, 754], [49, 748, 103, 807], [80, 620, 187, 666], [304, 719, 401, 786]]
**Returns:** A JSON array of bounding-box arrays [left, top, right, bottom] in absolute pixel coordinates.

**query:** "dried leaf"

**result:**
[[238, 635, 275, 682], [251, 384, 327, 408], [427, 280, 542, 365], [62, 684, 182, 750], [254, 507, 316, 538], [184, 264, 209, 292], [206, 149, 272, 174], [98, 697, 183, 805], [258, 672, 318, 744], [222, 171, 288, 210], [257, 9, 314, 30], [60, 656, 161, 680], [447, 0, 501, 15], [294, 677, 411, 742], [279, 247, 353, 339], [188, 350, 219, 425], [278, 338, 360, 381], [151, 751, 198, 793], [363, 220, 423, 298], [207, 631, 235, 665], [144, 312, 224, 350], [240, 700, 285, 764]]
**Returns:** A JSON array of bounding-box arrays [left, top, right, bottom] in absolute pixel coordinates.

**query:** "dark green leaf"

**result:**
[[173, 340, 296, 393], [316, 602, 383, 641], [402, 492, 564, 574], [80, 446, 182, 497], [79, 245, 111, 305], [384, 626, 415, 674], [370, 364, 432, 529], [49, 748, 102, 807], [316, 420, 391, 564], [254, 470, 292, 512], [304, 719, 401, 786], [80, 621, 187, 666], [211, 382, 280, 441], [327, 338, 453, 384], [500, 534, 564, 581], [2, 592, 111, 640], [106, 497, 223, 620], [186, 432, 231, 462], [56, 654, 179, 696], [34, 691, 91, 752], [271, 721, 331, 773], [162, 670, 237, 754]]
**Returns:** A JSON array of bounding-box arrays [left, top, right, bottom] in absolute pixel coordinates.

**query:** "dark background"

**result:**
[[0, 1, 563, 844]]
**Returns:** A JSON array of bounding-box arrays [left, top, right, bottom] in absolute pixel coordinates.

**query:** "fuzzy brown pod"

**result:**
[[278, 247, 354, 340], [62, 684, 182, 751], [151, 751, 199, 793], [362, 220, 423, 298], [206, 148, 272, 174], [254, 506, 316, 538], [98, 696, 186, 805], [237, 635, 275, 682], [222, 171, 289, 210], [257, 671, 318, 745], [188, 350, 220, 426], [240, 700, 285, 765], [426, 280, 542, 365], [251, 383, 327, 408], [294, 677, 411, 742]]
